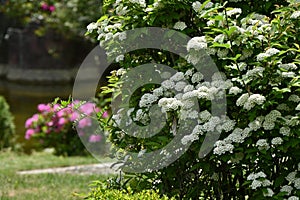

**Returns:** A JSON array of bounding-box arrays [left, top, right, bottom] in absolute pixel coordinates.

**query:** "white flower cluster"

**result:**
[[192, 1, 213, 13], [286, 171, 300, 191], [280, 126, 291, 136], [213, 140, 234, 155], [288, 95, 300, 103], [278, 63, 298, 70], [173, 21, 187, 31], [291, 11, 300, 19], [288, 196, 299, 200], [280, 185, 293, 196], [158, 98, 183, 112], [257, 48, 280, 61], [181, 125, 204, 145], [256, 139, 270, 151], [187, 36, 207, 51], [229, 86, 242, 95], [129, 0, 146, 7], [226, 8, 242, 17], [263, 110, 281, 130], [236, 93, 266, 110], [139, 93, 159, 108], [271, 137, 283, 146], [264, 188, 274, 197], [247, 172, 272, 190]]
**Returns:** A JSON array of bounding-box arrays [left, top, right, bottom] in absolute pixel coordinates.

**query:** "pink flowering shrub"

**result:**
[[25, 100, 108, 156]]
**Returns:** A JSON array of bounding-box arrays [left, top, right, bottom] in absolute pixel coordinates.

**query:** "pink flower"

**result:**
[[37, 104, 51, 112], [25, 114, 39, 128], [49, 5, 55, 12], [89, 134, 102, 143], [78, 117, 92, 129], [58, 118, 67, 126], [41, 2, 49, 10], [25, 129, 35, 140], [102, 111, 109, 118], [79, 102, 100, 116], [70, 112, 80, 122]]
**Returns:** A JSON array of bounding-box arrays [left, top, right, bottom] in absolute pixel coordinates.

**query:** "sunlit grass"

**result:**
[[0, 150, 113, 200]]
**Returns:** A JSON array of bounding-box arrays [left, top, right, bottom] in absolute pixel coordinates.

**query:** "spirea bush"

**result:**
[[86, 0, 300, 199], [0, 96, 15, 150], [25, 100, 108, 156]]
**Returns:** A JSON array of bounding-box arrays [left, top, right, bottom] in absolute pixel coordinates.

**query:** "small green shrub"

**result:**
[[84, 181, 175, 200], [0, 96, 15, 149]]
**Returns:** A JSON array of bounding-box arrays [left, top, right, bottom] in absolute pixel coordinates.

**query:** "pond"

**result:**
[[0, 79, 73, 152]]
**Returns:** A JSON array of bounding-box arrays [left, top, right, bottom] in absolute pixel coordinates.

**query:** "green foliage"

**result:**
[[87, 0, 300, 199], [0, 0, 102, 40], [0, 96, 15, 150], [84, 181, 175, 200]]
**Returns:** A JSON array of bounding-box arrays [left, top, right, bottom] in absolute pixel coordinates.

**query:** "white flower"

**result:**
[[265, 110, 281, 121], [170, 72, 185, 82], [199, 110, 211, 122], [247, 172, 267, 180], [296, 103, 300, 111], [264, 188, 274, 197], [161, 80, 175, 90], [263, 120, 275, 130], [280, 185, 293, 196], [248, 116, 264, 131], [191, 72, 204, 83], [251, 180, 262, 190], [291, 11, 300, 19], [181, 133, 199, 145], [187, 36, 207, 51], [277, 103, 290, 111], [256, 139, 270, 151], [229, 86, 242, 95], [243, 94, 266, 110], [294, 178, 300, 189], [192, 125, 204, 136], [236, 93, 249, 106], [266, 48, 280, 56], [278, 63, 297, 70], [288, 95, 300, 103], [115, 54, 124, 62], [192, 1, 202, 12], [158, 98, 183, 112], [139, 93, 158, 108], [153, 87, 164, 97], [87, 22, 98, 32], [282, 72, 296, 78], [224, 128, 245, 143], [173, 21, 187, 31], [286, 171, 297, 182], [175, 81, 187, 92], [288, 196, 299, 200], [221, 120, 236, 132], [226, 8, 242, 17], [183, 85, 194, 93], [213, 140, 234, 155], [271, 137, 283, 145], [133, 109, 149, 125], [118, 32, 127, 41], [116, 68, 126, 76], [280, 126, 291, 136]]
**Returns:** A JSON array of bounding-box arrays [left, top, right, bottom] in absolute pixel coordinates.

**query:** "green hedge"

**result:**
[[0, 96, 15, 149]]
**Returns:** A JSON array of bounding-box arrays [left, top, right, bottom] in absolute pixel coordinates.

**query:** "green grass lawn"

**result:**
[[0, 150, 114, 200]]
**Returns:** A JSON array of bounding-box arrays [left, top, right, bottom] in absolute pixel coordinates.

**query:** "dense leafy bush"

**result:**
[[25, 100, 108, 156], [0, 96, 15, 150], [84, 181, 174, 200], [85, 0, 300, 199]]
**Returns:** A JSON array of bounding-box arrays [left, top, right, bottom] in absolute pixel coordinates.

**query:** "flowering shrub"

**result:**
[[25, 100, 108, 156], [85, 0, 300, 199], [0, 0, 102, 39]]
